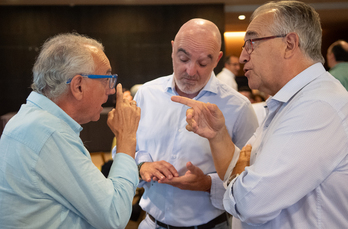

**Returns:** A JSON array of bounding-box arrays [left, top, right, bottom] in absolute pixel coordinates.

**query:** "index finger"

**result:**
[[116, 83, 123, 106], [171, 95, 199, 108]]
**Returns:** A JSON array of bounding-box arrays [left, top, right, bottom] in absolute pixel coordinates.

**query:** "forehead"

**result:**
[[91, 48, 112, 73], [230, 56, 239, 62], [245, 12, 274, 39], [174, 35, 218, 60]]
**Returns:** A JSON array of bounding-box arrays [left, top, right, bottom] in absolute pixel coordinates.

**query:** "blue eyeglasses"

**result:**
[[66, 74, 118, 89]]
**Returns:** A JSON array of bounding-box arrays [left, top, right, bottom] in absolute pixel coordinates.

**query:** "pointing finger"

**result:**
[[116, 83, 124, 106], [171, 95, 199, 108]]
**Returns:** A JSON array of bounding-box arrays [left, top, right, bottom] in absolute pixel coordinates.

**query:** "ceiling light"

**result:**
[[238, 15, 246, 20]]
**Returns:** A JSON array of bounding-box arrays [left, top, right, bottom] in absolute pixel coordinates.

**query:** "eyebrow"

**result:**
[[177, 48, 213, 60], [177, 48, 189, 56], [245, 31, 259, 39]]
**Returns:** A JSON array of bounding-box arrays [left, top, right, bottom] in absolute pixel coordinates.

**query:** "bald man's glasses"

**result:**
[[66, 74, 118, 89], [242, 35, 287, 55]]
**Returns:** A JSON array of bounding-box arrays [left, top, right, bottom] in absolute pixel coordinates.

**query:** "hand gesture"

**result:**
[[232, 144, 252, 175], [160, 162, 211, 192], [139, 161, 179, 182], [171, 96, 225, 140], [107, 83, 141, 158]]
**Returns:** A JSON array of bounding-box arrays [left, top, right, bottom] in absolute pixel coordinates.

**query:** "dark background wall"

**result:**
[[0, 4, 225, 116]]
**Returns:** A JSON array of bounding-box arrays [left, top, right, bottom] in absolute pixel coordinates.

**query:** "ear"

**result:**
[[326, 52, 335, 68], [171, 40, 175, 59], [69, 75, 84, 101], [216, 51, 223, 66], [284, 32, 299, 59]]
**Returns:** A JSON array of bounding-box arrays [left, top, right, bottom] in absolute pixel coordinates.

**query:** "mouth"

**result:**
[[182, 77, 198, 85], [243, 68, 250, 76]]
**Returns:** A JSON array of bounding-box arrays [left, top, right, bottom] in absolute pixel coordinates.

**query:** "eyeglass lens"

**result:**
[[109, 78, 117, 89]]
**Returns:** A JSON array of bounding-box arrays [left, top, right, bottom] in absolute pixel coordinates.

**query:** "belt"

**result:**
[[148, 213, 227, 229]]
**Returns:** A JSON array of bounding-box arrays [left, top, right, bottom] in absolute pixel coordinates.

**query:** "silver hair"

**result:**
[[31, 33, 104, 100], [251, 0, 324, 64]]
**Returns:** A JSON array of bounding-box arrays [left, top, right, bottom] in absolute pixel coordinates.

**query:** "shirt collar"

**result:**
[[165, 72, 218, 99], [271, 63, 326, 104], [27, 91, 82, 134]]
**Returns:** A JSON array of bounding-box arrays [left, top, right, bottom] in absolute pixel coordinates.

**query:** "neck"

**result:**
[[56, 93, 85, 124], [175, 85, 199, 99]]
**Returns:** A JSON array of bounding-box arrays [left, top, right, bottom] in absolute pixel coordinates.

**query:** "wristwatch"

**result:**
[[227, 173, 239, 186], [137, 162, 145, 180]]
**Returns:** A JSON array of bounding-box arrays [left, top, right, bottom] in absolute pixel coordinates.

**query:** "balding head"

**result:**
[[174, 18, 221, 51], [171, 18, 223, 98], [327, 40, 348, 68]]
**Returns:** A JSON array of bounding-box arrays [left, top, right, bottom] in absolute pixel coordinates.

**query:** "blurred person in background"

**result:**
[[216, 55, 240, 90]]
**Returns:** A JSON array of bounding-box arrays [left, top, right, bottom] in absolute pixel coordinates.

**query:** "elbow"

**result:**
[[99, 202, 132, 229], [235, 203, 280, 226]]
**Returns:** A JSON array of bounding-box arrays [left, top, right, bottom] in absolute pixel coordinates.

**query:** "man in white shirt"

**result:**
[[216, 55, 240, 90], [172, 1, 348, 228], [134, 18, 258, 229]]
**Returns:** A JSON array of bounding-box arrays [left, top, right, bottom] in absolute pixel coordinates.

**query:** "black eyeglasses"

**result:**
[[242, 34, 287, 55], [66, 74, 118, 89]]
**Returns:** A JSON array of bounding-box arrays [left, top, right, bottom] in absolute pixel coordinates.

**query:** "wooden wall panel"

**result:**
[[0, 4, 224, 116]]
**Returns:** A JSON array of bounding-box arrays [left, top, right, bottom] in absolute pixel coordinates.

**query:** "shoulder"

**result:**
[[215, 79, 249, 104], [3, 105, 70, 152], [135, 75, 172, 99]]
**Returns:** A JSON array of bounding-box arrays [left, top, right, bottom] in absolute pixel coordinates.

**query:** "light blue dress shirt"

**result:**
[[0, 92, 139, 229], [224, 63, 348, 228], [135, 73, 258, 227]]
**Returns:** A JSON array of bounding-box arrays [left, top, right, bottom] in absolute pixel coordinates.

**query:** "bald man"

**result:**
[[132, 18, 258, 228], [327, 40, 348, 90]]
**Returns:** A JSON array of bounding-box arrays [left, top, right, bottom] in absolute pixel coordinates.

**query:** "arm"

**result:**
[[36, 135, 138, 229], [107, 83, 140, 159], [171, 95, 236, 180]]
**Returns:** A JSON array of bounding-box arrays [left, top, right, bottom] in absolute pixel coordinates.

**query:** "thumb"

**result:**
[[206, 102, 220, 118], [186, 161, 197, 173]]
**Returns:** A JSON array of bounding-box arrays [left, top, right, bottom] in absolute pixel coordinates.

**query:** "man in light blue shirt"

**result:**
[[0, 33, 140, 228], [172, 1, 348, 228], [134, 18, 258, 228]]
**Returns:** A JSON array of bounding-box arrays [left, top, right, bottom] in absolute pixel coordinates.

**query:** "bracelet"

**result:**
[[227, 173, 239, 186]]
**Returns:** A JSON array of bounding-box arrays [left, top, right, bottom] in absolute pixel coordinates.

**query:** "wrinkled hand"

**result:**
[[161, 162, 211, 192], [232, 144, 252, 175], [140, 161, 179, 183], [107, 83, 141, 158], [171, 96, 225, 140]]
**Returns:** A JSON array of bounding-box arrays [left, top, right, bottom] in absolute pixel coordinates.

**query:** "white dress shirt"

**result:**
[[216, 68, 238, 90], [223, 63, 348, 228], [134, 73, 258, 227]]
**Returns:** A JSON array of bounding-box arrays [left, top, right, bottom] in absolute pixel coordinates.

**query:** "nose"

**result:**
[[108, 87, 116, 95], [186, 62, 197, 76], [239, 48, 250, 64]]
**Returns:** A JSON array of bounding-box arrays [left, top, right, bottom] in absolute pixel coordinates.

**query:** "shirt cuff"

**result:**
[[209, 173, 226, 210], [224, 145, 241, 182]]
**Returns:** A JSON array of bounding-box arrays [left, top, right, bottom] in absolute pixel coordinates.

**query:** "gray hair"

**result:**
[[251, 0, 324, 64], [31, 33, 104, 100]]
